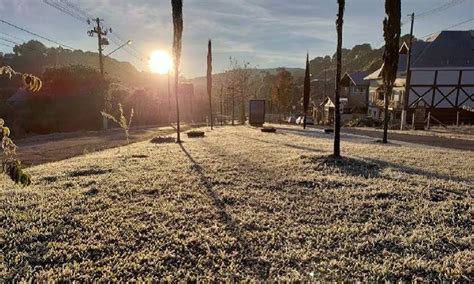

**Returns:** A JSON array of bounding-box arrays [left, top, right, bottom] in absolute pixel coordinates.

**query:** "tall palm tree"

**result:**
[[172, 0, 183, 142], [303, 53, 311, 129], [382, 0, 401, 143], [334, 0, 345, 158], [207, 39, 213, 130]]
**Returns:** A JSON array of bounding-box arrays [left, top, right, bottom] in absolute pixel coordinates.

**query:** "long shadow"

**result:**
[[305, 153, 469, 183], [233, 133, 324, 154], [178, 143, 271, 279], [361, 156, 470, 183]]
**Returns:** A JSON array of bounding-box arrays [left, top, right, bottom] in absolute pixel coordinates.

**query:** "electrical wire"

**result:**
[[0, 42, 14, 49], [0, 18, 75, 50], [421, 18, 474, 39], [416, 0, 469, 18], [43, 0, 90, 24]]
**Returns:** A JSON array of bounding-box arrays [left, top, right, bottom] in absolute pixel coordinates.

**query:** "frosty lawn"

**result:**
[[1, 125, 472, 281]]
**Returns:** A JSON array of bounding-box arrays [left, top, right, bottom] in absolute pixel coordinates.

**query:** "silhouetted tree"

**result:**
[[382, 0, 401, 143], [271, 68, 295, 113], [172, 0, 183, 142], [334, 0, 345, 158], [303, 53, 311, 129], [207, 39, 213, 130]]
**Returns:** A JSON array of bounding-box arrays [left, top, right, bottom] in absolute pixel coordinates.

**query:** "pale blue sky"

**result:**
[[0, 0, 473, 77]]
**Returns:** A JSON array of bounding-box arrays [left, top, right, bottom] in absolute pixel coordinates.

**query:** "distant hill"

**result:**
[[0, 40, 143, 86]]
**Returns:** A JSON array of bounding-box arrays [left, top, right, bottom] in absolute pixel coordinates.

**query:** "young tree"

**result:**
[[271, 68, 295, 113], [303, 53, 311, 129], [382, 0, 401, 143], [172, 0, 183, 142], [334, 0, 345, 158], [207, 39, 213, 130]]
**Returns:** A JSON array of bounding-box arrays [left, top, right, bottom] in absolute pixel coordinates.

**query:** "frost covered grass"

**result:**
[[1, 125, 472, 281]]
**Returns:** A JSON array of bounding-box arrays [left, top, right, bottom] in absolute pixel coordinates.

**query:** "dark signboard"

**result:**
[[249, 100, 266, 126]]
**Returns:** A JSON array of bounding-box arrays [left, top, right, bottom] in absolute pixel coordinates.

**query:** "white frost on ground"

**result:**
[[1, 125, 472, 281]]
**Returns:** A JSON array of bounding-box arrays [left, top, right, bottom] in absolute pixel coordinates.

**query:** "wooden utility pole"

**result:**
[[88, 18, 109, 130], [232, 87, 235, 126], [220, 85, 223, 126], [89, 18, 108, 77], [401, 12, 415, 130], [167, 71, 171, 123], [334, 0, 345, 158]]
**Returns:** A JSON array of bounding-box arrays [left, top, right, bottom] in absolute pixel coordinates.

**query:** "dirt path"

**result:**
[[15, 124, 193, 167]]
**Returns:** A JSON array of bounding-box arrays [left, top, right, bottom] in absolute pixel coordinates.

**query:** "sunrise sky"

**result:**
[[0, 0, 472, 77]]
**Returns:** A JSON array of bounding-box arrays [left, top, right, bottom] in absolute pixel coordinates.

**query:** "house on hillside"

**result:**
[[315, 71, 369, 124], [340, 71, 370, 113], [365, 30, 474, 125]]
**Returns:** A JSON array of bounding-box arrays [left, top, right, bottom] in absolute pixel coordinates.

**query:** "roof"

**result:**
[[342, 71, 370, 86], [398, 41, 430, 71], [365, 30, 474, 80], [411, 30, 474, 68]]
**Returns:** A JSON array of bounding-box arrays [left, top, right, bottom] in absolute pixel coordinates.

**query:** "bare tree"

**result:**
[[207, 39, 213, 130], [382, 0, 401, 143], [303, 53, 311, 129], [334, 0, 345, 158], [172, 0, 183, 142]]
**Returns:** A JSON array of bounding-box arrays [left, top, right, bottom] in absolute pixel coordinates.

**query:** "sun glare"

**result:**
[[149, 50, 173, 74]]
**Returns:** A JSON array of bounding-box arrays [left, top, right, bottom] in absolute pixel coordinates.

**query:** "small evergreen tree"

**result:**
[[382, 0, 401, 143]]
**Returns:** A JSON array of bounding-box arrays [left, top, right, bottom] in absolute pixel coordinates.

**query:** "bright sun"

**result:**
[[149, 50, 173, 74]]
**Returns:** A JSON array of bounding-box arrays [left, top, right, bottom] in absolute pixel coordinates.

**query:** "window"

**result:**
[[378, 91, 385, 100]]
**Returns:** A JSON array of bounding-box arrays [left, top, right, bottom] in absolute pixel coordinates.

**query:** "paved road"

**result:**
[[335, 127, 473, 151]]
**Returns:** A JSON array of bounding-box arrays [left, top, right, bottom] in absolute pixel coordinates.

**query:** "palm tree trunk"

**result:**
[[334, 0, 345, 158]]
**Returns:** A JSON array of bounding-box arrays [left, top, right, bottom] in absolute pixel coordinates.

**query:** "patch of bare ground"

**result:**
[[1, 125, 472, 281]]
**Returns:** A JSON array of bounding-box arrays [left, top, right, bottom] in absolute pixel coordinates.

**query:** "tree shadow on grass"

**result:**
[[234, 134, 324, 154], [178, 143, 271, 279], [362, 156, 469, 183], [304, 154, 382, 179], [306, 154, 469, 183]]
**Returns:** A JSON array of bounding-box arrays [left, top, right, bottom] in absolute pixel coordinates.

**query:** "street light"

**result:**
[[105, 40, 132, 57]]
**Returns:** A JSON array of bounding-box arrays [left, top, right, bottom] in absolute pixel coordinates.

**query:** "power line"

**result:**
[[43, 0, 91, 24], [0, 31, 25, 42], [0, 37, 19, 46], [108, 36, 146, 62], [421, 18, 474, 39], [0, 42, 14, 49], [0, 18, 75, 50], [109, 31, 147, 59], [416, 0, 469, 18]]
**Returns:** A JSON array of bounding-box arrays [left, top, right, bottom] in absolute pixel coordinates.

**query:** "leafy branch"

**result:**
[[0, 66, 43, 92], [1, 119, 31, 186], [0, 65, 42, 186]]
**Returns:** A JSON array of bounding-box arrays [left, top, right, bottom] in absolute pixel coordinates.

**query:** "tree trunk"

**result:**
[[171, 0, 183, 142], [334, 0, 345, 158], [207, 40, 213, 130], [382, 0, 401, 143], [303, 53, 311, 129]]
